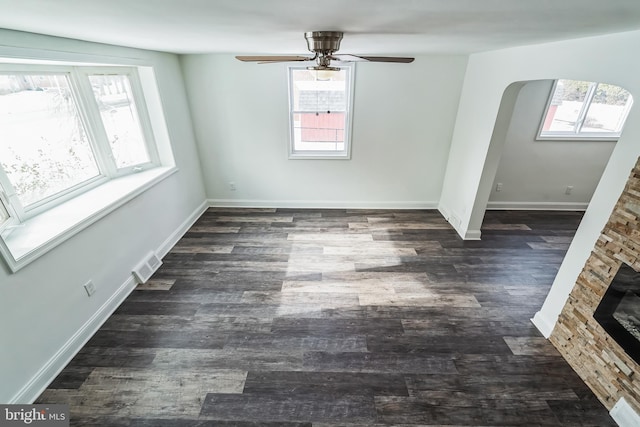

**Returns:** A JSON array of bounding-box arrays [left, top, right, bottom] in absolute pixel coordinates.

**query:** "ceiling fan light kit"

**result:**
[[236, 31, 414, 70]]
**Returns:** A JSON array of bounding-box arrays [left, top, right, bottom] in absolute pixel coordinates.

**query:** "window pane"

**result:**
[[582, 83, 633, 133], [292, 69, 347, 112], [541, 79, 591, 133], [89, 74, 150, 168], [0, 74, 100, 207], [293, 112, 346, 151], [291, 68, 348, 152]]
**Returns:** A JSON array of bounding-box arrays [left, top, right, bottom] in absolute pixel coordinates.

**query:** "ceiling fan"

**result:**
[[236, 31, 414, 70]]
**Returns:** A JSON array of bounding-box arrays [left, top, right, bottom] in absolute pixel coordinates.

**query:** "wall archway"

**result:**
[[470, 78, 633, 236]]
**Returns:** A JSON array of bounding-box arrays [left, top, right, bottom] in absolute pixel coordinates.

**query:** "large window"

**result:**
[[0, 66, 158, 223], [288, 65, 354, 159], [0, 62, 172, 272], [538, 79, 633, 140]]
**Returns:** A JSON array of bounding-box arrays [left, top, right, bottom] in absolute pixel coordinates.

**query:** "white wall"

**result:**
[[438, 29, 640, 336], [488, 79, 617, 210], [0, 30, 206, 403], [180, 54, 468, 208]]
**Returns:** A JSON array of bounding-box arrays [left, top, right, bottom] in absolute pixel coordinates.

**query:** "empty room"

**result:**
[[2, 1, 640, 426]]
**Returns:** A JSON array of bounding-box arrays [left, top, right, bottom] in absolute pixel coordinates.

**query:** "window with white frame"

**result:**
[[538, 79, 634, 140], [288, 65, 354, 159], [0, 66, 158, 224]]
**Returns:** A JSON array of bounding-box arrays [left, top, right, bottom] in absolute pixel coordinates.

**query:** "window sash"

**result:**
[[0, 64, 159, 222], [0, 198, 9, 227], [81, 69, 159, 174]]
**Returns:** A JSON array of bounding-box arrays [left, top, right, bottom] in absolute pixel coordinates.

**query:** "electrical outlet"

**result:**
[[229, 182, 236, 191], [565, 185, 574, 195], [84, 280, 96, 297], [495, 183, 503, 192]]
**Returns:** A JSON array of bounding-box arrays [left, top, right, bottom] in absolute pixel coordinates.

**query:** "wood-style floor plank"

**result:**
[[36, 208, 616, 426]]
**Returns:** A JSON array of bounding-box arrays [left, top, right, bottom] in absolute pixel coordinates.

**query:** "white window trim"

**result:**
[[0, 59, 176, 272], [0, 193, 12, 229], [287, 64, 355, 160], [77, 67, 161, 175], [537, 79, 634, 141]]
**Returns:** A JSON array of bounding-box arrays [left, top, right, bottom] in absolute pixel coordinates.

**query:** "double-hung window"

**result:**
[[0, 63, 169, 271], [538, 79, 633, 140], [288, 64, 354, 159]]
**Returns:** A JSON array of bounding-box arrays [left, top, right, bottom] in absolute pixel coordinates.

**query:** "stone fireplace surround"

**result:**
[[551, 157, 640, 417]]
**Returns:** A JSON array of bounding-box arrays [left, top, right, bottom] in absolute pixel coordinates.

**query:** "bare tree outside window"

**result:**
[[0, 74, 100, 207]]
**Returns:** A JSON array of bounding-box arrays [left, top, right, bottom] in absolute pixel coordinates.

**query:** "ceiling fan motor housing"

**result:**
[[304, 31, 343, 54]]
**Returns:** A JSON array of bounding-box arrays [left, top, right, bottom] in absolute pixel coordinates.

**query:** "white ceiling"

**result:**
[[1, 0, 640, 55]]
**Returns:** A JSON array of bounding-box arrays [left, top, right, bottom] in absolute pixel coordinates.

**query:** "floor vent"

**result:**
[[132, 252, 162, 284]]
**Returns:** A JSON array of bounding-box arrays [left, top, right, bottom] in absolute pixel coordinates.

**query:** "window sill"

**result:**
[[289, 152, 352, 160], [536, 135, 620, 142], [0, 167, 177, 272]]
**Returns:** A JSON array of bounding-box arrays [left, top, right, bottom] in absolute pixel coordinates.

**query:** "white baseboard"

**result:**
[[611, 397, 640, 427], [157, 200, 208, 258], [464, 229, 482, 240], [437, 204, 480, 240], [208, 199, 438, 210], [437, 204, 452, 223], [531, 310, 556, 339], [11, 277, 137, 404], [10, 200, 209, 404], [486, 201, 589, 211]]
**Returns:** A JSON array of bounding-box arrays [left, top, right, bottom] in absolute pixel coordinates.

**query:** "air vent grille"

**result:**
[[132, 252, 162, 284]]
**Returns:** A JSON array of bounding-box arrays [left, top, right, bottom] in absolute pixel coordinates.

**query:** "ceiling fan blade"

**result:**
[[236, 55, 312, 62], [332, 54, 414, 63]]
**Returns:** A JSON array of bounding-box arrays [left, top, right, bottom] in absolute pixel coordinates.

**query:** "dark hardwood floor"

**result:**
[[37, 208, 616, 426]]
